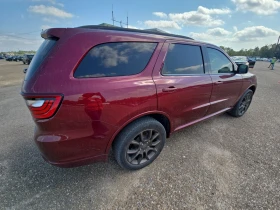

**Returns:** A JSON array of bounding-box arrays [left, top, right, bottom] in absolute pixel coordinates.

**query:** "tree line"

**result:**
[[0, 50, 36, 55], [220, 43, 280, 58]]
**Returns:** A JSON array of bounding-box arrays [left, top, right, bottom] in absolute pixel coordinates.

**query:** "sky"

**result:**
[[0, 0, 280, 52]]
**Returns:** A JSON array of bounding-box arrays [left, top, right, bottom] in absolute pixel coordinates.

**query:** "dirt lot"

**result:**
[[0, 60, 280, 209]]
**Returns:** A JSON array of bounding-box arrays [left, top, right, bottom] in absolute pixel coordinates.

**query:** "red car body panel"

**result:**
[[152, 42, 213, 130], [21, 27, 257, 167]]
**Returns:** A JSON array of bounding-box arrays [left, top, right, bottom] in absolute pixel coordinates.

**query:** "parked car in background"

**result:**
[[23, 54, 34, 64], [263, 58, 269, 61], [247, 57, 256, 68], [21, 26, 257, 170], [17, 56, 23, 61], [6, 56, 13, 61], [231, 56, 249, 67], [12, 56, 21, 61], [0, 56, 4, 59]]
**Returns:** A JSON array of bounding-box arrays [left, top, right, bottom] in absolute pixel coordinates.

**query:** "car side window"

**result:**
[[74, 42, 157, 78], [207, 48, 233, 74], [162, 43, 204, 75]]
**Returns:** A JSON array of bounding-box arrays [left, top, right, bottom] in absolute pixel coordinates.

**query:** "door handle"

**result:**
[[215, 81, 223, 84], [162, 86, 177, 92]]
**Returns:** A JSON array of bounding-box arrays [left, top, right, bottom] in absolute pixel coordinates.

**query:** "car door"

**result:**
[[152, 41, 213, 131], [204, 47, 243, 115]]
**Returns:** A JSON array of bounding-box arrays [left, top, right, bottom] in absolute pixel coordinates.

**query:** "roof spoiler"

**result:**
[[41, 28, 66, 39]]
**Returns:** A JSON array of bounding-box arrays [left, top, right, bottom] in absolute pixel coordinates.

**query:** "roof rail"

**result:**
[[77, 25, 194, 40]]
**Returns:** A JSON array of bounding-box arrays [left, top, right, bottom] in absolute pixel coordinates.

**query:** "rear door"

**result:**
[[153, 41, 213, 131], [204, 47, 243, 115]]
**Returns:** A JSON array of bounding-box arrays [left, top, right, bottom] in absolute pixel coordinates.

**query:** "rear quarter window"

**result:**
[[24, 39, 56, 80], [74, 42, 157, 78]]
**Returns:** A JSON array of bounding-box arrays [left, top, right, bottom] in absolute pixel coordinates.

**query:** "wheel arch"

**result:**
[[248, 85, 256, 93], [105, 111, 172, 154]]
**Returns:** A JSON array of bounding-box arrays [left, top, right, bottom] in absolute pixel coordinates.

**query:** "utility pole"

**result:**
[[276, 35, 280, 58], [112, 5, 114, 26]]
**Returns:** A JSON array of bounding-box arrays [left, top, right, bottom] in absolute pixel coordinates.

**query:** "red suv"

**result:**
[[21, 26, 257, 170]]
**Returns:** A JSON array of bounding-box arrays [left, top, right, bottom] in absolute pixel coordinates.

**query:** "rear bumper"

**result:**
[[42, 154, 108, 168], [34, 120, 117, 167]]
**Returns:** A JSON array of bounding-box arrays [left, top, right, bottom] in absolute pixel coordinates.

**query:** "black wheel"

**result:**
[[113, 117, 166, 170], [228, 89, 254, 117]]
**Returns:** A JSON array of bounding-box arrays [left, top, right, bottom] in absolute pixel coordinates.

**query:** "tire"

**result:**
[[228, 89, 254, 117], [113, 117, 166, 170]]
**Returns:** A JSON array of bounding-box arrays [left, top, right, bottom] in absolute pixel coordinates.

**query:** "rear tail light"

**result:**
[[22, 95, 63, 119]]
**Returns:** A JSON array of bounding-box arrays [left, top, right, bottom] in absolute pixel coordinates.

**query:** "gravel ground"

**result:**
[[0, 60, 280, 210]]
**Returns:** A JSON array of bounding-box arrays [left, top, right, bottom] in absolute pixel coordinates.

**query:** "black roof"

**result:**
[[77, 25, 193, 40]]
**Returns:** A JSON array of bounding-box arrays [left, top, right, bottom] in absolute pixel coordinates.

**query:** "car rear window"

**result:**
[[74, 42, 157, 78], [24, 39, 57, 80]]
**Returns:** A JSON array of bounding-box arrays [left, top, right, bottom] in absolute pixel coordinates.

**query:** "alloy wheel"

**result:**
[[126, 129, 162, 165], [238, 92, 253, 115]]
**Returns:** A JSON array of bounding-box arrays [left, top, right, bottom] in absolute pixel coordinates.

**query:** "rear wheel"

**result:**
[[228, 89, 253, 117], [113, 117, 166, 170]]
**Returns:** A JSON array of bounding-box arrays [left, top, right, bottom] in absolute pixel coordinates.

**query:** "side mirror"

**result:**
[[237, 64, 248, 74], [23, 68, 27, 74]]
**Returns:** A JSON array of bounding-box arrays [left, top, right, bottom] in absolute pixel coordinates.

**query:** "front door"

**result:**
[[205, 47, 243, 115], [153, 42, 213, 131]]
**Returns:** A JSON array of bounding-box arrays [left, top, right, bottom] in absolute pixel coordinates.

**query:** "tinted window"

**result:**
[[74, 42, 157, 78], [207, 48, 233, 74], [25, 39, 57, 80], [162, 44, 204, 75]]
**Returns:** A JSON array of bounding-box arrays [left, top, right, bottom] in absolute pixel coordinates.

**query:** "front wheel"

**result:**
[[113, 117, 166, 170], [228, 89, 254, 117]]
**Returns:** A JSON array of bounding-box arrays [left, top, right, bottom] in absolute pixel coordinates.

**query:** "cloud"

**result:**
[[41, 25, 52, 30], [153, 12, 168, 18], [144, 20, 181, 30], [190, 27, 232, 41], [207, 28, 232, 36], [233, 26, 238, 32], [232, 0, 280, 15], [127, 25, 139, 29], [233, 26, 279, 41], [196, 6, 231, 15], [28, 5, 73, 18], [169, 6, 231, 27], [190, 25, 279, 47], [32, 0, 64, 7], [89, 43, 156, 68], [43, 17, 58, 23]]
